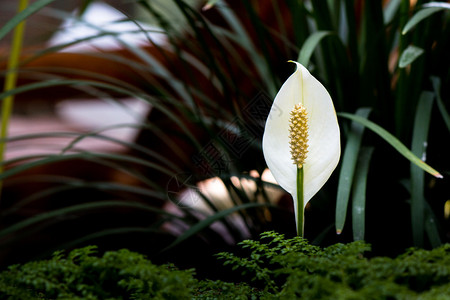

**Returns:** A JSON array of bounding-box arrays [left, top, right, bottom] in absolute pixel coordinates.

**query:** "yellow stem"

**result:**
[[0, 0, 29, 199]]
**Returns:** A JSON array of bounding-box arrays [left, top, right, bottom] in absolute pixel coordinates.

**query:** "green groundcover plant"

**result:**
[[0, 231, 449, 299]]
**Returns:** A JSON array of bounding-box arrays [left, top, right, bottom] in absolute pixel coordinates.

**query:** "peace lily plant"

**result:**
[[263, 61, 340, 236]]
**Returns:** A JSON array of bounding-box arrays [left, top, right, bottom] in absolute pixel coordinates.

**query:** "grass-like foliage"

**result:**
[[1, 232, 449, 299]]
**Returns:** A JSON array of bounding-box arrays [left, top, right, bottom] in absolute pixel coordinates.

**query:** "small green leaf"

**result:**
[[383, 0, 402, 24], [398, 45, 424, 68]]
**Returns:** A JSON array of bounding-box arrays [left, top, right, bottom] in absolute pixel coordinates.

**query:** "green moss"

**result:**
[[1, 232, 449, 299]]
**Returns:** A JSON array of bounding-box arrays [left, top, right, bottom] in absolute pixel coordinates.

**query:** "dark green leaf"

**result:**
[[410, 91, 434, 247], [431, 77, 450, 133], [352, 147, 374, 241], [336, 108, 371, 234]]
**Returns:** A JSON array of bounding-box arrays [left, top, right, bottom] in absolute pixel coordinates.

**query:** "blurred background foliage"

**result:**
[[0, 0, 449, 276]]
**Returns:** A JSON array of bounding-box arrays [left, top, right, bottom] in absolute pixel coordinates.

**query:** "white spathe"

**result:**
[[262, 61, 340, 225]]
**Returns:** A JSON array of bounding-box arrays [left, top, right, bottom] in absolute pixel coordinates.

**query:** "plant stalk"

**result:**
[[296, 166, 304, 236], [0, 0, 29, 200]]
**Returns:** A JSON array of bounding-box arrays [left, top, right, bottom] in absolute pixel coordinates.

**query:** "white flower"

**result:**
[[262, 61, 340, 234]]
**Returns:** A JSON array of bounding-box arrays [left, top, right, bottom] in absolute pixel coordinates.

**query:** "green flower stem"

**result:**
[[0, 0, 28, 199], [296, 166, 304, 236]]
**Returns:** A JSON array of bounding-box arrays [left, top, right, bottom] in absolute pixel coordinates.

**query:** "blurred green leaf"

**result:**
[[2, 181, 167, 217], [0, 79, 203, 149], [402, 6, 448, 35], [213, 3, 276, 95], [431, 77, 450, 133], [162, 202, 271, 251], [0, 201, 174, 240], [0, 0, 56, 41], [398, 45, 424, 68], [56, 226, 165, 252], [383, 0, 401, 24], [0, 152, 176, 181]]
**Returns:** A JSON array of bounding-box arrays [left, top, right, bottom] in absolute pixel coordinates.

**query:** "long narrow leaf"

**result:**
[[0, 200, 175, 239], [352, 146, 374, 241], [214, 3, 276, 95], [0, 0, 56, 41], [336, 108, 371, 234], [297, 31, 332, 66], [1, 181, 162, 216], [338, 112, 442, 178], [0, 152, 175, 181], [54, 226, 167, 253], [0, 79, 203, 149], [410, 91, 434, 247], [431, 77, 450, 133], [425, 202, 442, 248], [402, 6, 448, 35], [162, 202, 270, 251]]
